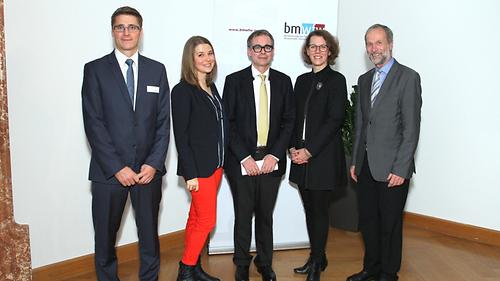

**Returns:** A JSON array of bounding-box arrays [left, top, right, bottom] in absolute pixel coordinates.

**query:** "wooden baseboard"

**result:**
[[404, 212, 500, 247], [32, 230, 184, 281]]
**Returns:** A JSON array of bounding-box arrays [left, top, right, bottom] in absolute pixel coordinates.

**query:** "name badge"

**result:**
[[147, 86, 160, 93]]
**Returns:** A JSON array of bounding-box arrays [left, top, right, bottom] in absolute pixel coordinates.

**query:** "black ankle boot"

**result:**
[[293, 254, 328, 274], [194, 257, 220, 281], [306, 260, 321, 281], [177, 261, 196, 281], [294, 257, 312, 274]]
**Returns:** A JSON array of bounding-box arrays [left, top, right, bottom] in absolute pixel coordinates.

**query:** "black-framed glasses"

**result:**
[[307, 44, 328, 52], [113, 24, 141, 33], [251, 44, 274, 53]]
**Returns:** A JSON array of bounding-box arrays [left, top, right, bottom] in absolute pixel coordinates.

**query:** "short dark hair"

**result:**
[[247, 29, 274, 48], [181, 36, 218, 87], [365, 23, 393, 44], [301, 29, 340, 65], [111, 6, 143, 28]]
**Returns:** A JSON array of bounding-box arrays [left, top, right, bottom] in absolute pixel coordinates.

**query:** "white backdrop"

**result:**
[[208, 0, 339, 253]]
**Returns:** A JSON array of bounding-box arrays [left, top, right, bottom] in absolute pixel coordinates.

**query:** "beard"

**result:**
[[369, 51, 390, 66]]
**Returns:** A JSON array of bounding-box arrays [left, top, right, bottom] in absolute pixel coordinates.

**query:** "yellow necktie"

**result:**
[[257, 74, 269, 146]]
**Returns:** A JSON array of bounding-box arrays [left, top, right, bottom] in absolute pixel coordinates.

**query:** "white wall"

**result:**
[[336, 0, 500, 230], [5, 0, 214, 268], [5, 0, 500, 270]]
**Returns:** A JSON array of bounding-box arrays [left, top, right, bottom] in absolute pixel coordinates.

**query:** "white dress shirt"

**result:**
[[114, 49, 138, 110]]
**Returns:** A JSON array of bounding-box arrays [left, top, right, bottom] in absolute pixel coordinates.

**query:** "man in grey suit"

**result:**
[[347, 24, 422, 281]]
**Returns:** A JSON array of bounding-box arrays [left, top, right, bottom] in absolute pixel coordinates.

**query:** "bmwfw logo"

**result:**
[[283, 22, 326, 40]]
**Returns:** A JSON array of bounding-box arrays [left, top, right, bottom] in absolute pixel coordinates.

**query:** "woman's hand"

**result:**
[[186, 178, 199, 192]]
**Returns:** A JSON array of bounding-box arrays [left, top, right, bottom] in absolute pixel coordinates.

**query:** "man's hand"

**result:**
[[186, 178, 199, 192], [242, 157, 260, 176], [291, 148, 310, 165], [387, 173, 405, 187], [115, 166, 139, 187], [137, 164, 156, 185], [350, 165, 357, 182], [261, 154, 278, 174]]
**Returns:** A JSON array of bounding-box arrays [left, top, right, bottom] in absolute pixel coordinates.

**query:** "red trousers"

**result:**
[[181, 168, 223, 265]]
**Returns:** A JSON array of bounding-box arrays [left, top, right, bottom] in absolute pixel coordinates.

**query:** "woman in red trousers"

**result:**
[[171, 36, 226, 281]]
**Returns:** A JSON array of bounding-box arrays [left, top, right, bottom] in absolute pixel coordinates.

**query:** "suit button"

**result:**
[[132, 144, 136, 148]]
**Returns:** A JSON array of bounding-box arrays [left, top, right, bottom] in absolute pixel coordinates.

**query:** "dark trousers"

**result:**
[[299, 187, 331, 262], [92, 180, 162, 281], [228, 174, 281, 267], [357, 154, 409, 277]]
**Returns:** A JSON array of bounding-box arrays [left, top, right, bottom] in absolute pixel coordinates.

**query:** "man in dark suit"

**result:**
[[347, 24, 422, 281], [223, 29, 295, 281], [82, 6, 170, 281]]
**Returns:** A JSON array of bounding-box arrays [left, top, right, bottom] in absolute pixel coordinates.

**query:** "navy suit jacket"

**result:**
[[222, 66, 295, 179], [82, 51, 170, 184]]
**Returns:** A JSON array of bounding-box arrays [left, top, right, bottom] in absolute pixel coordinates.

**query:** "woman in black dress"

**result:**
[[289, 30, 347, 281]]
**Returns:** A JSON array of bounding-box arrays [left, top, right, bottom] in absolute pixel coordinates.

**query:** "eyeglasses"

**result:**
[[251, 44, 274, 53], [307, 44, 329, 52], [113, 24, 141, 33]]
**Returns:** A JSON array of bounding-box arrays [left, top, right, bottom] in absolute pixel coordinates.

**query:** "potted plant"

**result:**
[[329, 85, 359, 232]]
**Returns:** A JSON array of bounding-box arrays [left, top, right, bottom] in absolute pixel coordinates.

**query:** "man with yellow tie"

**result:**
[[222, 29, 295, 281]]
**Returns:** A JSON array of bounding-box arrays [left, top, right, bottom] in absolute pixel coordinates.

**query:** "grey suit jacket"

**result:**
[[351, 59, 422, 181]]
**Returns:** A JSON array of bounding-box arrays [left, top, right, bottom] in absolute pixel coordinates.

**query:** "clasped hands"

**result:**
[[114, 164, 156, 187], [289, 147, 311, 165], [242, 154, 278, 176]]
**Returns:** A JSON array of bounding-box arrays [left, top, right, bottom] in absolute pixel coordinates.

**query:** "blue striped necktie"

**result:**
[[125, 59, 134, 103], [370, 69, 381, 107]]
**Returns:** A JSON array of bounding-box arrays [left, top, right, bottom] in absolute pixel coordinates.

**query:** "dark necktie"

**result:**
[[125, 59, 134, 103]]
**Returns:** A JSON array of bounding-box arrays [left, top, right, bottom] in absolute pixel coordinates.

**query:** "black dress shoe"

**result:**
[[346, 270, 378, 281], [293, 255, 328, 274], [256, 265, 277, 281], [177, 261, 196, 281], [306, 260, 321, 281], [235, 265, 249, 281]]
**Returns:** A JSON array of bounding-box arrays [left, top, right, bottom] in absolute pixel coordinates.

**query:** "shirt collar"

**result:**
[[114, 49, 139, 66], [251, 65, 270, 81], [377, 57, 395, 74]]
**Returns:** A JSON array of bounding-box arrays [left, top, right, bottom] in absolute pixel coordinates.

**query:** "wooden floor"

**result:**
[[59, 224, 500, 281]]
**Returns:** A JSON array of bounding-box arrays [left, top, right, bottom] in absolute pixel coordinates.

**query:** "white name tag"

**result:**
[[147, 86, 160, 93]]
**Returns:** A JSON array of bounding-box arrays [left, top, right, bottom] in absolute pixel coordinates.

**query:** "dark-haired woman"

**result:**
[[289, 30, 347, 281]]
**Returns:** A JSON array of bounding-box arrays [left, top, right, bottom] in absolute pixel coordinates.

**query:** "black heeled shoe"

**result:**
[[306, 260, 321, 281], [194, 257, 220, 281], [177, 261, 196, 281], [293, 255, 328, 274]]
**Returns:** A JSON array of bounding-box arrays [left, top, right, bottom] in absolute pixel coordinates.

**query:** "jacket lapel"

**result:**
[[135, 54, 146, 112], [243, 67, 257, 137], [364, 69, 375, 117], [107, 52, 134, 109], [268, 69, 279, 135], [371, 60, 400, 113]]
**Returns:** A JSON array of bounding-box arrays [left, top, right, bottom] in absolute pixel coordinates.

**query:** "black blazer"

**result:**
[[289, 66, 347, 190], [82, 51, 170, 184], [171, 80, 227, 180], [222, 66, 295, 179]]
